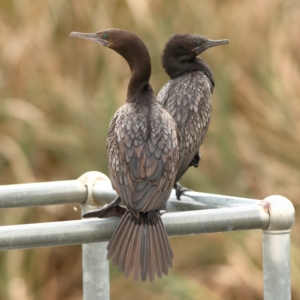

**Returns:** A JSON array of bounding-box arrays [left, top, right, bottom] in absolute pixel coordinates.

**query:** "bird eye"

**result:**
[[102, 33, 108, 39], [196, 41, 201, 46]]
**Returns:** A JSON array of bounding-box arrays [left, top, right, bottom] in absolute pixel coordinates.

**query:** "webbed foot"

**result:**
[[174, 182, 191, 200]]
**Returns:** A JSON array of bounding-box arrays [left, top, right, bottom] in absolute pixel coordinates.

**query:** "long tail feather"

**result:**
[[107, 210, 173, 282]]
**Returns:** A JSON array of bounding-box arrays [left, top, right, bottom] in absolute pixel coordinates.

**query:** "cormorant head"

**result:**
[[70, 28, 152, 98], [70, 28, 150, 62], [162, 34, 229, 78], [70, 29, 139, 51], [163, 34, 229, 59], [70, 29, 150, 73]]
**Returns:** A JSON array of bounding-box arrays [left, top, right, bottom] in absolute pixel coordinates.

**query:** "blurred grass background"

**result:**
[[0, 0, 299, 299]]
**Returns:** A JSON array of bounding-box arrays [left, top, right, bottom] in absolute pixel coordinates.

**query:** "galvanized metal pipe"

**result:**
[[91, 181, 262, 209], [0, 179, 211, 212], [263, 232, 291, 300], [184, 190, 261, 208], [81, 203, 109, 300], [0, 174, 261, 210], [90, 180, 206, 211], [262, 196, 295, 300], [0, 180, 87, 208], [0, 173, 295, 300], [0, 205, 269, 250]]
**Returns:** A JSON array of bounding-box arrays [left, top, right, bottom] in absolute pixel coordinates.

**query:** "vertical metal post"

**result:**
[[262, 196, 295, 300], [82, 205, 110, 300], [79, 172, 111, 300], [263, 231, 291, 300]]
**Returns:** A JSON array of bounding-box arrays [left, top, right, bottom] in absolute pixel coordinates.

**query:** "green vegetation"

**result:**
[[0, 1, 299, 299]]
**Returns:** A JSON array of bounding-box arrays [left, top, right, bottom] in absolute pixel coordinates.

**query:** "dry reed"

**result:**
[[0, 1, 299, 299]]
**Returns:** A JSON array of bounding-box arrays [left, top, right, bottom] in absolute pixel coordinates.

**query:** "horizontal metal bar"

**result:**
[[90, 181, 205, 211], [0, 181, 212, 213], [91, 180, 261, 210], [183, 190, 261, 208], [0, 205, 269, 250], [0, 177, 260, 212], [0, 180, 87, 208]]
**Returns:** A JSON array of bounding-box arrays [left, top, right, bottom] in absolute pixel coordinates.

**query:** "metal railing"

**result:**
[[0, 171, 295, 300]]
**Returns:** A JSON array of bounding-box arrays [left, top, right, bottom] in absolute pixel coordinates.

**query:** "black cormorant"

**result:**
[[70, 29, 180, 282], [157, 34, 229, 199]]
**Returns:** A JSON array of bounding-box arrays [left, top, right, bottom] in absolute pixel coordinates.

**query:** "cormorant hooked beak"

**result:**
[[195, 39, 230, 54], [69, 32, 109, 47]]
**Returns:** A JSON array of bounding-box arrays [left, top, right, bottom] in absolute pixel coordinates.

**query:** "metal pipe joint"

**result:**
[[261, 195, 295, 232]]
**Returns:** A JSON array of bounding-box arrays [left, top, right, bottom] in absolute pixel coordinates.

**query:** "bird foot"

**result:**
[[82, 196, 126, 218], [174, 182, 191, 200]]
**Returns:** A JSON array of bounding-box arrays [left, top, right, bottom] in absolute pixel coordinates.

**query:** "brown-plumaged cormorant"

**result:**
[[157, 34, 229, 199], [70, 29, 179, 282]]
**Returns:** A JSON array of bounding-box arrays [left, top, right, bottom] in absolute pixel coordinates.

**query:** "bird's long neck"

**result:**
[[127, 61, 152, 101], [118, 45, 152, 101]]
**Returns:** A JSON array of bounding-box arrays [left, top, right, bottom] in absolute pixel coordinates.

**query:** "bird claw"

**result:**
[[174, 182, 191, 200]]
